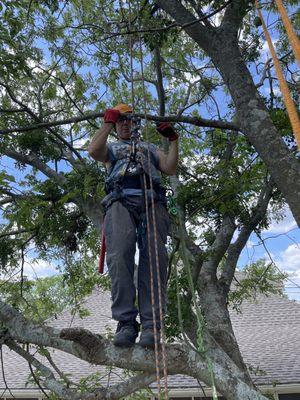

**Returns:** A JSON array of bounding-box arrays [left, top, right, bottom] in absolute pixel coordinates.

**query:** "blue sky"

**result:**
[[238, 207, 300, 301]]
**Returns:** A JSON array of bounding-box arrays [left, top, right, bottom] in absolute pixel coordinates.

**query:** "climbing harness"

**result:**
[[255, 0, 300, 149]]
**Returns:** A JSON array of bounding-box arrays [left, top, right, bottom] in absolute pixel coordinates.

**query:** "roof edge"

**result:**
[[2, 383, 300, 398]]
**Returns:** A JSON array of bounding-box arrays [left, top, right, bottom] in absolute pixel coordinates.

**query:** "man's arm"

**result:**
[[88, 123, 113, 162], [156, 123, 179, 175], [157, 140, 179, 175], [88, 109, 120, 162]]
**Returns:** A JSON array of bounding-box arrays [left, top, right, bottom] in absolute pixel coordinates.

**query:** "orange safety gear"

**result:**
[[113, 103, 133, 114]]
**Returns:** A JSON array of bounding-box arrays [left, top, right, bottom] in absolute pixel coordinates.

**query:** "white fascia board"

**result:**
[[3, 383, 300, 398], [149, 383, 300, 397], [1, 389, 47, 398]]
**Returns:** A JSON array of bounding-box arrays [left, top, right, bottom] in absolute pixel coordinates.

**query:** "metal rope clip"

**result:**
[[129, 116, 141, 161], [166, 189, 178, 216]]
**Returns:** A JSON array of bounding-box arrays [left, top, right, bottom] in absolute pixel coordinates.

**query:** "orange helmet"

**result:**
[[113, 103, 133, 114]]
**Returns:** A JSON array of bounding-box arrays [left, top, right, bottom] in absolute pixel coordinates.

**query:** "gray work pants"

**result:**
[[105, 197, 170, 329]]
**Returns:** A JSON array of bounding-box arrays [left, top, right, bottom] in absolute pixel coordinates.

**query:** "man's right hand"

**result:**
[[104, 109, 121, 124]]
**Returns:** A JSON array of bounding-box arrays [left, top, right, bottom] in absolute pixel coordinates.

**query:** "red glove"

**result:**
[[156, 122, 178, 141], [104, 109, 121, 124]]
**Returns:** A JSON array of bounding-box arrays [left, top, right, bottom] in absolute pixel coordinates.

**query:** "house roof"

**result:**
[[231, 292, 300, 386], [1, 287, 300, 395]]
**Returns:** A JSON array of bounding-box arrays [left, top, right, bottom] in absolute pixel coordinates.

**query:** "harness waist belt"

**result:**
[[122, 176, 142, 189]]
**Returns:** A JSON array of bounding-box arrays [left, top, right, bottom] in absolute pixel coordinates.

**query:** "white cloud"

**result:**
[[23, 258, 59, 279], [183, 72, 201, 84], [261, 85, 281, 96], [262, 245, 300, 302], [263, 206, 297, 234], [74, 137, 89, 149], [246, 239, 256, 248], [276, 243, 300, 273], [261, 39, 278, 61], [0, 258, 59, 284], [284, 269, 300, 302]]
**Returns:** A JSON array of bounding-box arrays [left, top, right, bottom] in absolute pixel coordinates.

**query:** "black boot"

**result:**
[[113, 320, 139, 347], [138, 328, 160, 348]]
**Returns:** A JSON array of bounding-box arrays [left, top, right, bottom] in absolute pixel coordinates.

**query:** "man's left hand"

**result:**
[[156, 122, 179, 141]]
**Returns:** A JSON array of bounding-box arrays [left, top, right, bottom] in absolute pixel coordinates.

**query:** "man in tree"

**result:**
[[88, 104, 179, 347]]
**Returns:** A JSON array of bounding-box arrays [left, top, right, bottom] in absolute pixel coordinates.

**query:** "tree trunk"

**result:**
[[209, 40, 300, 225], [198, 275, 254, 387]]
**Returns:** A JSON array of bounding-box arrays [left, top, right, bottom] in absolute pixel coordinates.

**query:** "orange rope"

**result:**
[[275, 0, 300, 66], [255, 0, 300, 149], [139, 35, 169, 400], [127, 2, 168, 398]]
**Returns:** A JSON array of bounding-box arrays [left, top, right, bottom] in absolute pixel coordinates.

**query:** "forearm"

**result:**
[[160, 139, 179, 175], [166, 140, 179, 174], [88, 123, 114, 162]]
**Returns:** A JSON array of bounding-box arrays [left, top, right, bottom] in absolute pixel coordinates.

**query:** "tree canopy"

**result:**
[[0, 0, 299, 399]]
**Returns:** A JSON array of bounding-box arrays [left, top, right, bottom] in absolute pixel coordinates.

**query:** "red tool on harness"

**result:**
[[98, 224, 106, 274]]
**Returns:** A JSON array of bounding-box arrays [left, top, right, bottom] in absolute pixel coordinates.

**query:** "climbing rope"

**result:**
[[128, 5, 135, 112], [274, 0, 300, 65], [125, 2, 221, 397], [138, 28, 169, 400], [170, 204, 218, 400], [127, 1, 168, 398], [255, 0, 300, 149], [142, 172, 164, 397]]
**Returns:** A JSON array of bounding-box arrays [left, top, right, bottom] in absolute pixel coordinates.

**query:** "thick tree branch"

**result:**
[[220, 0, 250, 35], [0, 300, 269, 399], [0, 112, 240, 135], [200, 215, 236, 281], [5, 337, 156, 400], [94, 372, 157, 400], [0, 81, 83, 161], [2, 149, 103, 232], [155, 0, 216, 54], [219, 180, 275, 293], [60, 1, 231, 40], [3, 149, 67, 186], [4, 339, 81, 400]]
